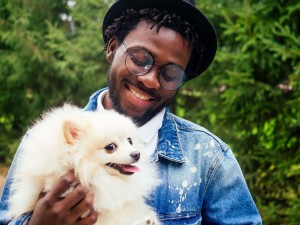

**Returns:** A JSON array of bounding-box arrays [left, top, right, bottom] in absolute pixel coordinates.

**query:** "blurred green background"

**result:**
[[0, 0, 299, 224]]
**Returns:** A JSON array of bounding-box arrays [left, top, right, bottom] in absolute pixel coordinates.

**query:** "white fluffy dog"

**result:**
[[8, 104, 160, 225]]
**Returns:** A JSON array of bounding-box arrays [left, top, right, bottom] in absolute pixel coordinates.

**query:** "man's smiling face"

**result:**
[[104, 20, 192, 126]]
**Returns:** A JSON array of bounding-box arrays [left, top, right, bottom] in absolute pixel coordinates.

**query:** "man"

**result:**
[[0, 0, 262, 224]]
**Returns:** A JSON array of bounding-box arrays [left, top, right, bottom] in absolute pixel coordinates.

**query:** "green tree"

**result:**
[[0, 0, 109, 163], [1, 0, 299, 224], [176, 0, 300, 224]]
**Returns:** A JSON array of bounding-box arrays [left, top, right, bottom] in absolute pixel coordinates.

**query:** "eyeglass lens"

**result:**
[[124, 45, 186, 90]]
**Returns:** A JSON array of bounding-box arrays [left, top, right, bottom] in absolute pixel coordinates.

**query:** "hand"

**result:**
[[28, 171, 98, 225]]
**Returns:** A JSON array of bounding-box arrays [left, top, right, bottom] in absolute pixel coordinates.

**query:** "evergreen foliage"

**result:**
[[176, 0, 300, 224], [0, 0, 109, 163], [0, 0, 299, 224]]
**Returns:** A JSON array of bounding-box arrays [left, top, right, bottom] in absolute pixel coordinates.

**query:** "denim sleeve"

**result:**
[[0, 135, 33, 225], [201, 148, 262, 225]]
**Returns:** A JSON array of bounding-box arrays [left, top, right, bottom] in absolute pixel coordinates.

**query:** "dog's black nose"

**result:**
[[130, 151, 140, 161]]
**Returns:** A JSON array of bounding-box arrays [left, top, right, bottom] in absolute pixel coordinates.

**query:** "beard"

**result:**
[[106, 67, 174, 127]]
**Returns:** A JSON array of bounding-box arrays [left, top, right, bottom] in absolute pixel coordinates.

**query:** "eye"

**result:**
[[161, 73, 175, 82], [130, 55, 150, 67], [105, 143, 117, 151], [128, 49, 153, 68], [127, 138, 133, 145], [160, 65, 183, 82]]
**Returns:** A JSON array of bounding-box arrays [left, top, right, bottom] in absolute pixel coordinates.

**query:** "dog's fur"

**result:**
[[8, 104, 160, 225]]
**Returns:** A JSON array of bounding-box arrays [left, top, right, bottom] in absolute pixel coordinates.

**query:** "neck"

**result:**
[[102, 92, 113, 110]]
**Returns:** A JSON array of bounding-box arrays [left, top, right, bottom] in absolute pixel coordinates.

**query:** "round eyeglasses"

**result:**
[[122, 43, 187, 91]]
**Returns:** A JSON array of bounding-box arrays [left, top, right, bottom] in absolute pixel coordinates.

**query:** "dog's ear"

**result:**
[[63, 121, 82, 144]]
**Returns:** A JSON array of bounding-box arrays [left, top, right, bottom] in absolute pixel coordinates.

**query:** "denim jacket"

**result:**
[[0, 88, 262, 225]]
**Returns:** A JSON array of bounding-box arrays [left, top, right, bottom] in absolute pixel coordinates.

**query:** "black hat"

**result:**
[[102, 0, 217, 79]]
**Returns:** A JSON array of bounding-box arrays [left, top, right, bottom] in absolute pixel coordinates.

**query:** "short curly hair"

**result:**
[[104, 7, 204, 79]]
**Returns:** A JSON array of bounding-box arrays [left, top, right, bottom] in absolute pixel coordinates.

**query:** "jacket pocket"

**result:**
[[159, 212, 201, 225]]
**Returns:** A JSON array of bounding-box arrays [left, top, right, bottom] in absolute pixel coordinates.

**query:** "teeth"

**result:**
[[129, 87, 151, 101]]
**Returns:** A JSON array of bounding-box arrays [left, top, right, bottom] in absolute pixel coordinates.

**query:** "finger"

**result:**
[[69, 191, 95, 222], [47, 171, 77, 201], [75, 208, 98, 225], [62, 183, 89, 210]]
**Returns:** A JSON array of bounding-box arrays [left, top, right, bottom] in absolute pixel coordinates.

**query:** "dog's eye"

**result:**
[[105, 143, 117, 151], [127, 137, 133, 145]]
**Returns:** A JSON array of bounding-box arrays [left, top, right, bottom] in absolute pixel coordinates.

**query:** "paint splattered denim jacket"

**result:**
[[0, 88, 262, 225]]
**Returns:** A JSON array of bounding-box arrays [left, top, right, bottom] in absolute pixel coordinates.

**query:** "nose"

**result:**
[[136, 68, 161, 89], [130, 151, 140, 162]]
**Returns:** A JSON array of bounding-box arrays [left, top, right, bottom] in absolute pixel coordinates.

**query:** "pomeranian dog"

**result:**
[[8, 104, 160, 225]]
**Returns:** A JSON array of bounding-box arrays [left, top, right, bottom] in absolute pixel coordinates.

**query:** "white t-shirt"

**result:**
[[96, 90, 165, 155]]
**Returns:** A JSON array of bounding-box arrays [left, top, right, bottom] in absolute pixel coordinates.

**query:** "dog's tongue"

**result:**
[[120, 165, 140, 173]]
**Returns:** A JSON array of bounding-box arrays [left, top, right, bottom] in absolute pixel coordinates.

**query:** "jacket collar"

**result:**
[[84, 88, 186, 164], [155, 108, 186, 164]]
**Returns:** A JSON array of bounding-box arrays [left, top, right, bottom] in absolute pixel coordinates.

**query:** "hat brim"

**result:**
[[102, 0, 217, 79]]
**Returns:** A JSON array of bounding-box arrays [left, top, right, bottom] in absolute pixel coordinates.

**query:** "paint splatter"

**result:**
[[191, 167, 197, 173], [176, 205, 182, 213], [203, 151, 213, 158], [194, 143, 201, 150], [179, 189, 184, 196]]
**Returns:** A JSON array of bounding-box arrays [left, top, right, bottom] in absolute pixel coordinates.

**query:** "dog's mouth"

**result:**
[[105, 163, 140, 176]]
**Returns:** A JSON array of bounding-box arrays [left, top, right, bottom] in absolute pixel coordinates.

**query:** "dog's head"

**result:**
[[56, 106, 159, 211], [62, 109, 145, 178]]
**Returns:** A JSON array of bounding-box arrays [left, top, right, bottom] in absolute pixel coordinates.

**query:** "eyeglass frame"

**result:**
[[121, 43, 187, 91]]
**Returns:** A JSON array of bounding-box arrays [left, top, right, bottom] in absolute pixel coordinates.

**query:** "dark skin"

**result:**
[[27, 20, 192, 225], [28, 171, 98, 225], [104, 20, 192, 126]]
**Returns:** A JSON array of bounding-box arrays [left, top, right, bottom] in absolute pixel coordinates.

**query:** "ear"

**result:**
[[63, 121, 82, 144], [106, 37, 118, 63]]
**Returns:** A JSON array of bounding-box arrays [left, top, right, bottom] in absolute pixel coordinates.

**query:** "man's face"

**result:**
[[105, 20, 192, 126]]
